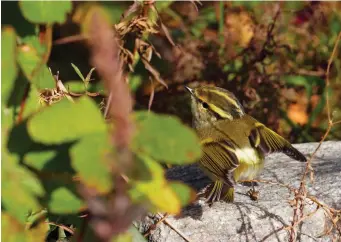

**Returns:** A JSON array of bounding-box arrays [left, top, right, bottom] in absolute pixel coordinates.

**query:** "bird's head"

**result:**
[[186, 85, 245, 128]]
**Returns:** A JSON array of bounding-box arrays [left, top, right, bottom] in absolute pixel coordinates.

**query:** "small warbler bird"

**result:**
[[186, 85, 306, 203]]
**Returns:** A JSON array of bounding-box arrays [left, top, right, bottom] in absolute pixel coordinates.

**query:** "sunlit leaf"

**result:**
[[49, 187, 84, 214], [2, 212, 49, 242], [113, 233, 132, 242], [24, 150, 57, 170], [169, 182, 196, 206], [17, 38, 55, 89], [128, 225, 147, 242], [21, 36, 47, 55], [128, 75, 142, 92], [19, 0, 72, 24], [131, 156, 181, 214], [22, 86, 41, 119], [1, 27, 18, 104], [66, 81, 105, 95], [2, 153, 44, 223], [70, 133, 113, 194], [2, 213, 26, 241], [27, 97, 107, 144], [65, 81, 87, 93], [132, 111, 202, 164]]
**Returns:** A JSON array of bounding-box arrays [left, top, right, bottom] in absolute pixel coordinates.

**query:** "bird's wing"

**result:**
[[200, 138, 239, 187], [249, 123, 306, 162]]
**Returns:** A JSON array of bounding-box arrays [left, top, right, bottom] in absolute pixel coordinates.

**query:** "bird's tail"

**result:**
[[283, 145, 307, 162]]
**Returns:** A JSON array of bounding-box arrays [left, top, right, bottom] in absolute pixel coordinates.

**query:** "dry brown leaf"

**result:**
[[225, 11, 255, 48]]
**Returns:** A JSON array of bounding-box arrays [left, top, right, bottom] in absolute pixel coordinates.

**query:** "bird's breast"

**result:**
[[233, 147, 264, 181]]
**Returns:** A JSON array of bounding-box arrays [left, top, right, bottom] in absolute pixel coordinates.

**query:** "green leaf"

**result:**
[[70, 133, 113, 194], [169, 182, 196, 206], [128, 225, 147, 242], [49, 187, 84, 214], [23, 143, 74, 175], [132, 111, 202, 164], [19, 0, 72, 24], [331, 15, 341, 35], [231, 1, 262, 8], [17, 38, 55, 89], [24, 150, 57, 170], [65, 81, 87, 93], [283, 75, 324, 88], [100, 2, 126, 25], [2, 153, 44, 223], [66, 81, 105, 95], [27, 97, 107, 144], [22, 85, 41, 119], [130, 156, 181, 214], [21, 36, 47, 55], [71, 63, 85, 81], [284, 1, 307, 11], [87, 82, 106, 95], [113, 233, 132, 242], [1, 27, 18, 104], [128, 75, 142, 92], [155, 1, 173, 11]]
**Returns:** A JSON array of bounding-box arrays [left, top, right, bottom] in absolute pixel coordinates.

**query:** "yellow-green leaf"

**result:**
[[132, 111, 202, 164], [2, 212, 49, 242], [19, 0, 72, 24], [1, 27, 18, 104], [49, 187, 84, 214], [131, 156, 181, 214], [169, 182, 196, 206], [70, 133, 113, 194], [27, 97, 107, 145], [24, 150, 56, 170], [2, 153, 44, 223], [22, 86, 41, 119], [17, 39, 55, 89]]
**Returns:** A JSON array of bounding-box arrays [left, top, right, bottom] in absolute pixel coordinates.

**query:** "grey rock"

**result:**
[[139, 141, 341, 242]]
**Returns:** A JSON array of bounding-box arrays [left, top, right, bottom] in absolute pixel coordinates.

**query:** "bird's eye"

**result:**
[[202, 102, 209, 109]]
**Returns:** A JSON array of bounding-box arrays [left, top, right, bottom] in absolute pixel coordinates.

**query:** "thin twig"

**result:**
[[45, 222, 75, 235], [325, 32, 341, 122], [53, 34, 87, 45], [156, 213, 192, 242], [288, 31, 341, 242], [148, 77, 155, 112], [104, 92, 112, 119], [143, 213, 168, 237]]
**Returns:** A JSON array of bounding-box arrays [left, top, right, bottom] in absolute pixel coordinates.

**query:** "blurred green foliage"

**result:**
[[1, 1, 341, 241]]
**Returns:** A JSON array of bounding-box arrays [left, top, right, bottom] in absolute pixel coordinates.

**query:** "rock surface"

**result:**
[[138, 141, 341, 242]]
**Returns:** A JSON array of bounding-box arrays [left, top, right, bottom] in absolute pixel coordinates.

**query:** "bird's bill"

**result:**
[[185, 86, 194, 95]]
